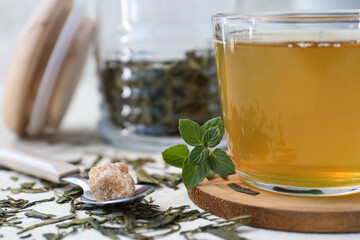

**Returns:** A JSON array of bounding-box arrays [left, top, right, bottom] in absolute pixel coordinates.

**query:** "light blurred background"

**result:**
[[1, 0, 360, 140], [2, 0, 360, 81], [1, 0, 360, 81]]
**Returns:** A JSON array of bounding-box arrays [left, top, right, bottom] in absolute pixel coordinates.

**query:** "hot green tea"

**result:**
[[215, 40, 360, 188]]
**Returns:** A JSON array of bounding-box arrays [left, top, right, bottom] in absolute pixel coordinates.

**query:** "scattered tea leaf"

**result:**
[[136, 167, 159, 185], [273, 186, 323, 195], [146, 212, 179, 229], [88, 218, 119, 240], [19, 233, 31, 239], [15, 188, 46, 194], [41, 180, 68, 190], [0, 208, 23, 229], [0, 208, 18, 220], [67, 158, 82, 165], [151, 173, 182, 190], [1, 149, 247, 240], [113, 227, 152, 240], [43, 228, 78, 240], [17, 214, 76, 234], [178, 210, 205, 222], [181, 216, 250, 240], [25, 209, 55, 220], [56, 187, 83, 204], [20, 182, 36, 189], [70, 203, 97, 213], [126, 157, 156, 169], [22, 197, 55, 209], [206, 223, 249, 240], [56, 218, 99, 228], [43, 233, 63, 240], [0, 196, 29, 208], [2, 182, 47, 194], [10, 176, 19, 181], [228, 183, 260, 196]]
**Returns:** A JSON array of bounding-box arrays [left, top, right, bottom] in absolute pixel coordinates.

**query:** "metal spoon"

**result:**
[[0, 146, 155, 206]]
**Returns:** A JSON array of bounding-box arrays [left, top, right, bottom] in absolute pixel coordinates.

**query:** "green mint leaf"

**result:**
[[209, 148, 235, 177], [182, 157, 210, 189], [202, 117, 225, 146], [202, 117, 225, 137], [207, 169, 215, 177], [179, 119, 204, 146], [203, 127, 221, 148], [162, 144, 189, 168], [188, 145, 210, 165]]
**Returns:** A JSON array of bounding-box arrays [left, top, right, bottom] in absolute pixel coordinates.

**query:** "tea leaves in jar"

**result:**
[[99, 48, 221, 136]]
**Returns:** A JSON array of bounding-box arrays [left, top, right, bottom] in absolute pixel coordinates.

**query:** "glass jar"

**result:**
[[96, 0, 237, 151]]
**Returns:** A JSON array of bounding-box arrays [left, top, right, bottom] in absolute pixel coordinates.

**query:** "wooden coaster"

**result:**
[[188, 174, 360, 233]]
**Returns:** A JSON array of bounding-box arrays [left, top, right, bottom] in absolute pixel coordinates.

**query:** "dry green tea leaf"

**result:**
[[25, 210, 55, 220], [206, 224, 249, 240], [22, 197, 55, 209], [0, 196, 29, 208], [20, 182, 36, 189], [43, 228, 78, 240], [41, 180, 68, 190], [19, 233, 31, 239], [151, 173, 182, 189], [56, 187, 83, 204], [228, 183, 260, 196], [88, 218, 119, 240], [273, 186, 323, 195], [17, 214, 76, 234], [56, 218, 102, 228], [2, 182, 47, 194], [135, 167, 159, 185], [43, 233, 62, 240], [181, 216, 250, 240], [10, 176, 19, 181], [67, 158, 82, 165]]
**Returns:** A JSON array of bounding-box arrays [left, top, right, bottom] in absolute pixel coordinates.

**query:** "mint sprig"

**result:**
[[161, 117, 235, 189]]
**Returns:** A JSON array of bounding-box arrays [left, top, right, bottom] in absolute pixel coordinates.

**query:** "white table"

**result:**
[[0, 1, 359, 239]]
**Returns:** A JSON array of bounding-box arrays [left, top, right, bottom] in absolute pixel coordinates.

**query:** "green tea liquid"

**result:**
[[215, 40, 360, 188]]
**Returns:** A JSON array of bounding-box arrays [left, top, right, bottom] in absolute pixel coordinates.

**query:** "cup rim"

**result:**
[[212, 9, 360, 22]]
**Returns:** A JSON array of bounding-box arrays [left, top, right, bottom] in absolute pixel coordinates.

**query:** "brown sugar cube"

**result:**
[[89, 162, 135, 201]]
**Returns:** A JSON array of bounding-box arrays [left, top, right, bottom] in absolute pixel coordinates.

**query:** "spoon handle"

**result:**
[[0, 146, 80, 183]]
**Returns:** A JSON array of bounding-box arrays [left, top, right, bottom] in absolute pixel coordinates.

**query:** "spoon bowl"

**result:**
[[62, 173, 155, 205]]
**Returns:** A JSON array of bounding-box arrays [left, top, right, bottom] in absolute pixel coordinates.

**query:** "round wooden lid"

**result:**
[[3, 0, 96, 137], [46, 19, 96, 128], [3, 0, 73, 135], [188, 174, 360, 233]]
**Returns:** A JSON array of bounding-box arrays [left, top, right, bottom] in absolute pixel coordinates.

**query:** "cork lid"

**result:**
[[3, 0, 96, 137]]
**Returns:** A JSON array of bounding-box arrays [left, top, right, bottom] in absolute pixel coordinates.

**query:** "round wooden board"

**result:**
[[188, 174, 360, 233]]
